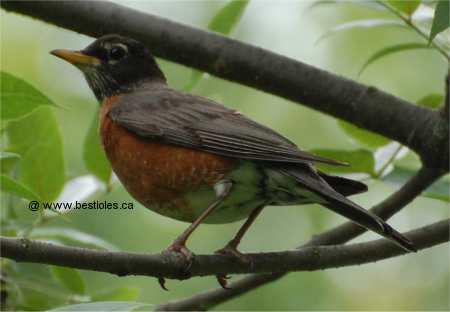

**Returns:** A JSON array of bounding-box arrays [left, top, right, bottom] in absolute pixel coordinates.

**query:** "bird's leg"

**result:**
[[160, 181, 233, 290], [215, 204, 264, 289], [166, 180, 233, 259], [216, 205, 264, 260]]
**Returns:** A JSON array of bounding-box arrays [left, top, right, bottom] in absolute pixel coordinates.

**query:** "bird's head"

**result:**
[[51, 34, 166, 101]]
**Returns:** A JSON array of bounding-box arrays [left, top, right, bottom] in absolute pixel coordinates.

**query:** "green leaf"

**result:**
[[5, 265, 74, 309], [6, 107, 65, 201], [338, 120, 390, 148], [13, 285, 55, 311], [51, 266, 85, 294], [0, 71, 57, 121], [316, 19, 405, 43], [208, 0, 249, 34], [384, 167, 449, 202], [0, 152, 21, 174], [309, 0, 386, 11], [310, 148, 375, 176], [0, 151, 20, 160], [387, 0, 421, 16], [417, 93, 444, 108], [0, 174, 41, 201], [429, 0, 450, 43], [50, 301, 151, 311], [29, 227, 118, 250], [359, 43, 431, 75], [184, 70, 204, 91], [83, 112, 111, 184], [92, 287, 140, 301]]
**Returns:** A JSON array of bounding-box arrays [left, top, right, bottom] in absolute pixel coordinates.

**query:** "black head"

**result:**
[[51, 34, 166, 101]]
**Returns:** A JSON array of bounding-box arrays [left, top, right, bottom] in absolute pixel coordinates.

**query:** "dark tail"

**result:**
[[318, 172, 368, 196], [280, 166, 417, 252], [323, 200, 416, 252]]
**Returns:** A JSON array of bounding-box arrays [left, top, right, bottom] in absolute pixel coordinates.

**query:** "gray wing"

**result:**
[[109, 88, 345, 166]]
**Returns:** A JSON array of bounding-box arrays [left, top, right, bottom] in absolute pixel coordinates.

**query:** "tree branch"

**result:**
[[0, 0, 448, 170], [155, 167, 445, 311], [1, 220, 448, 281]]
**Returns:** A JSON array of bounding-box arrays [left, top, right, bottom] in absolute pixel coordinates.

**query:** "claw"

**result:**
[[214, 245, 252, 289], [158, 277, 168, 291], [216, 274, 231, 289]]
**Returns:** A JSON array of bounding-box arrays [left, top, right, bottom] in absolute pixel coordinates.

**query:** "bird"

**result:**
[[51, 34, 415, 288]]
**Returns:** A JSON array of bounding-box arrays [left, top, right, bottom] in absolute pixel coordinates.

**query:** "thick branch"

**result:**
[[1, 1, 448, 169], [156, 167, 445, 310], [1, 220, 448, 280]]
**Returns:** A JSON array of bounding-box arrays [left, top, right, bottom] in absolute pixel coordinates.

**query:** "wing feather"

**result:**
[[109, 88, 345, 166]]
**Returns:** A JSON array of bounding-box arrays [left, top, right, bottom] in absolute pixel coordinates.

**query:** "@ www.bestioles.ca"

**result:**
[[28, 200, 134, 212]]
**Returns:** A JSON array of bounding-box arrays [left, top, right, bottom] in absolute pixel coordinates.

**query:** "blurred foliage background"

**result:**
[[1, 0, 449, 310]]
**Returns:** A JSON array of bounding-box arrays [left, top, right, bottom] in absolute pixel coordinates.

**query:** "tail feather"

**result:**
[[381, 222, 417, 252], [324, 201, 416, 252], [280, 165, 416, 252], [318, 171, 368, 196]]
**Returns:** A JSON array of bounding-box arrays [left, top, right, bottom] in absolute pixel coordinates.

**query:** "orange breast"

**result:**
[[99, 96, 236, 218]]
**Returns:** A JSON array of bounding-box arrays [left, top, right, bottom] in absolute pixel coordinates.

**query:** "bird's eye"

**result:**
[[109, 46, 126, 60]]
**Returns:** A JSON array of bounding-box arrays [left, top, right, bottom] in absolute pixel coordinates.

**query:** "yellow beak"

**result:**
[[50, 49, 100, 66]]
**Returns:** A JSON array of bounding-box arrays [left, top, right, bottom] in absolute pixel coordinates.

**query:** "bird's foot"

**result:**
[[158, 240, 194, 291], [214, 244, 251, 289], [165, 240, 195, 262]]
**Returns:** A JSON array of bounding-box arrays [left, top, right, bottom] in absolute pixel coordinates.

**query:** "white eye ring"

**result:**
[[113, 43, 128, 53], [108, 43, 128, 63]]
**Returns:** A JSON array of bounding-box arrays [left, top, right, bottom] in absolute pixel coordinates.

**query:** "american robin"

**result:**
[[51, 34, 415, 288]]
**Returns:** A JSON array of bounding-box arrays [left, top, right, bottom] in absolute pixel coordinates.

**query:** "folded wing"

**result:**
[[110, 89, 345, 166]]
